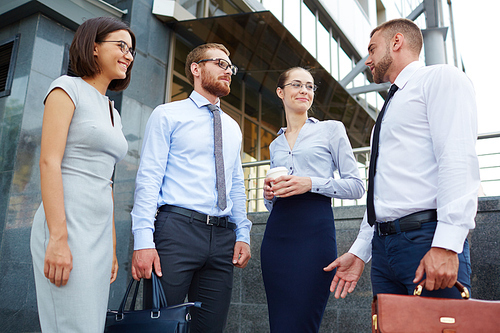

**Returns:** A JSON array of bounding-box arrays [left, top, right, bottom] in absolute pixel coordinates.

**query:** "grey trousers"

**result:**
[[145, 209, 236, 333]]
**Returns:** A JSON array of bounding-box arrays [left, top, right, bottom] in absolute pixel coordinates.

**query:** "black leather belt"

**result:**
[[375, 209, 437, 236], [158, 205, 236, 230]]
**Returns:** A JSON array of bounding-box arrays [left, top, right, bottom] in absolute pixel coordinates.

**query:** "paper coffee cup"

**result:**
[[266, 167, 288, 184]]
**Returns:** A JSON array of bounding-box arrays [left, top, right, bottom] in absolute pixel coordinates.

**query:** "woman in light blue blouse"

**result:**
[[261, 67, 364, 332]]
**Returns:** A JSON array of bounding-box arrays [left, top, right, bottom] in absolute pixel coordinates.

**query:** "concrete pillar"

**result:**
[[421, 27, 448, 65]]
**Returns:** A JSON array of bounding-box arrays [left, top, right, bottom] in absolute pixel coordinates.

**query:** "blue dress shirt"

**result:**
[[265, 118, 365, 211], [131, 91, 251, 250]]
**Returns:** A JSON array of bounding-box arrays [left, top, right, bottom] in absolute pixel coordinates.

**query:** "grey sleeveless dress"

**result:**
[[30, 76, 128, 332]]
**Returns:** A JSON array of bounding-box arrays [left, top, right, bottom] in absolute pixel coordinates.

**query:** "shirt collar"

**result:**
[[189, 90, 221, 110], [277, 117, 318, 135], [394, 61, 424, 90]]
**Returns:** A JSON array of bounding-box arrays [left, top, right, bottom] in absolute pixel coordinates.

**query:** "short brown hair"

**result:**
[[69, 17, 136, 91], [185, 43, 230, 86], [371, 18, 423, 55]]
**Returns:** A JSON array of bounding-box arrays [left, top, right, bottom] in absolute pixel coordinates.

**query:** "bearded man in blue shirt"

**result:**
[[130, 43, 252, 332]]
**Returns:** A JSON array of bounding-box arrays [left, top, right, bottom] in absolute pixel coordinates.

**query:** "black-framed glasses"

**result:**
[[99, 40, 136, 58], [196, 58, 238, 75], [282, 80, 318, 92]]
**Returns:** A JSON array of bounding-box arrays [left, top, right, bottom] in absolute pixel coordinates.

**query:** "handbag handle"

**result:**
[[413, 279, 470, 299], [116, 273, 169, 320]]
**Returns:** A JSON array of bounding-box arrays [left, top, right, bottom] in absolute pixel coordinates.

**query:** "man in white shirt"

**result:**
[[325, 18, 479, 299]]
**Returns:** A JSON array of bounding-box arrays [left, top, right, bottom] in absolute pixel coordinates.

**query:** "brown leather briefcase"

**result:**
[[371, 282, 500, 332]]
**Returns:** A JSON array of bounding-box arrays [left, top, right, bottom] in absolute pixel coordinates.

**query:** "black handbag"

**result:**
[[105, 273, 201, 333]]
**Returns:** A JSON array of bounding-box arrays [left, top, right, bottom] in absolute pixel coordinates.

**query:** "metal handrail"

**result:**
[[242, 132, 500, 212]]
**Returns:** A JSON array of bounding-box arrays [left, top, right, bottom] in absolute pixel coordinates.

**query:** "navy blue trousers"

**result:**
[[261, 193, 336, 333], [371, 220, 472, 298]]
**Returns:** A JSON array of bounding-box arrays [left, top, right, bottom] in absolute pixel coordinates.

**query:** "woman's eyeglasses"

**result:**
[[282, 80, 318, 92], [99, 40, 136, 58], [196, 58, 238, 75]]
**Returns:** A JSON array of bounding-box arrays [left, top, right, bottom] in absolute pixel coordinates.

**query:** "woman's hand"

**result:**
[[110, 253, 119, 284], [263, 177, 275, 200], [270, 175, 312, 198], [44, 237, 73, 287]]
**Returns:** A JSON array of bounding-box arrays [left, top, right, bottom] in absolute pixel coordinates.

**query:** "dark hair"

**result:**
[[185, 43, 230, 86], [371, 18, 423, 55], [276, 67, 315, 116], [69, 17, 136, 91], [276, 67, 313, 89]]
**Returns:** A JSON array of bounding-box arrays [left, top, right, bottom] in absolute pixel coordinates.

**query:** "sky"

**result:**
[[452, 1, 500, 134]]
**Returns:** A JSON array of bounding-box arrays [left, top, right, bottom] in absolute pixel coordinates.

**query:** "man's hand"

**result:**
[[324, 253, 365, 299], [414, 247, 458, 290], [131, 248, 162, 280], [233, 241, 251, 268]]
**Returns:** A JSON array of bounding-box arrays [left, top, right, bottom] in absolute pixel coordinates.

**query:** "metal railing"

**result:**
[[242, 132, 500, 213]]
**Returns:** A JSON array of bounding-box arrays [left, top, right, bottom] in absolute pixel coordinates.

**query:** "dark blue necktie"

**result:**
[[367, 84, 399, 226]]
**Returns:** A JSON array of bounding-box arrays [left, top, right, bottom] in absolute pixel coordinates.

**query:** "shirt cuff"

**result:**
[[348, 234, 373, 263], [431, 221, 470, 253], [133, 229, 155, 250], [235, 227, 251, 245]]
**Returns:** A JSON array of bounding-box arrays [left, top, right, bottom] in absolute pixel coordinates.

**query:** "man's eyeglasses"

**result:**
[[99, 40, 136, 58], [196, 58, 238, 75], [282, 80, 318, 92]]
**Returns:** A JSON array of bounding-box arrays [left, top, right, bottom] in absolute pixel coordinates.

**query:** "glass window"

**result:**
[[301, 2, 316, 57], [209, 0, 241, 17], [317, 21, 331, 73], [171, 75, 192, 102], [260, 128, 275, 161], [339, 45, 352, 86], [244, 78, 260, 120], [225, 76, 242, 111], [330, 35, 339, 79], [244, 118, 259, 160], [262, 0, 282, 21], [0, 35, 19, 98], [283, 0, 301, 42], [179, 0, 204, 17], [261, 88, 282, 134], [174, 38, 191, 76]]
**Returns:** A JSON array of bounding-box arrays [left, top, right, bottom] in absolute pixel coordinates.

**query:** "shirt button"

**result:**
[[334, 191, 337, 194], [317, 188, 320, 191]]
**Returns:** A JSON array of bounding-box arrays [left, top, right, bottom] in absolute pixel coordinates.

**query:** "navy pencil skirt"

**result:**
[[261, 192, 337, 333]]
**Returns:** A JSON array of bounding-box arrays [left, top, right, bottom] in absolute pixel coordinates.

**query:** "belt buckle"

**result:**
[[206, 215, 213, 226], [377, 222, 388, 236]]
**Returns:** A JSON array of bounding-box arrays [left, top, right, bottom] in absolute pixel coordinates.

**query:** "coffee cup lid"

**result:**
[[266, 166, 288, 177]]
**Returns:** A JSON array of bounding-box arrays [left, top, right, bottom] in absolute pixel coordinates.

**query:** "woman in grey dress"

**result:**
[[30, 17, 135, 332]]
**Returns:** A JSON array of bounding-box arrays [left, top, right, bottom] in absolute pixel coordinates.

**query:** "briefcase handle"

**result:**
[[414, 279, 470, 299]]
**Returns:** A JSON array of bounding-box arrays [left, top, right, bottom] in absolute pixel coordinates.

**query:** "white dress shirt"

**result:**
[[349, 61, 480, 262]]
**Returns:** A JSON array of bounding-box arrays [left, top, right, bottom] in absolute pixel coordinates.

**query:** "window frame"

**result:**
[[0, 34, 20, 98]]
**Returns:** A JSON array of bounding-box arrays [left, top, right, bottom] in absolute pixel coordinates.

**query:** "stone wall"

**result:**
[[228, 196, 500, 332]]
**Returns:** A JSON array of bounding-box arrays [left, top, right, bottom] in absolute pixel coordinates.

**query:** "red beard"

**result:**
[[201, 71, 231, 97]]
